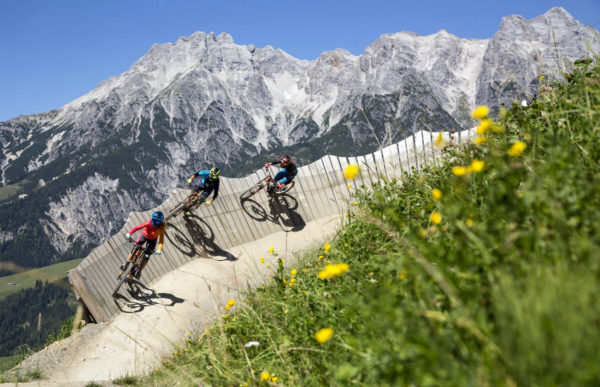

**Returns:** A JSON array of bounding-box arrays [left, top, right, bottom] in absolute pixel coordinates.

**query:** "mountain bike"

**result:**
[[112, 241, 154, 297], [167, 190, 209, 220], [240, 166, 295, 200]]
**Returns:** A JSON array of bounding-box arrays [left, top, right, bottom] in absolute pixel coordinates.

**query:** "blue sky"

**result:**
[[0, 0, 598, 121]]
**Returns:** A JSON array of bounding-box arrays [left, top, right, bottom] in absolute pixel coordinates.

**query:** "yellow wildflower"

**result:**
[[508, 141, 527, 157], [353, 201, 359, 205], [260, 371, 270, 382], [434, 132, 447, 149], [323, 242, 331, 253], [432, 188, 442, 200], [398, 270, 408, 280], [222, 314, 230, 320], [430, 211, 442, 225], [268, 246, 274, 254], [539, 75, 545, 80], [315, 328, 334, 343], [271, 376, 278, 383], [499, 107, 507, 118], [344, 164, 360, 179], [289, 278, 296, 287], [284, 308, 289, 314], [225, 298, 237, 311], [260, 256, 265, 264], [476, 119, 492, 134], [452, 166, 467, 176], [318, 263, 350, 279], [347, 184, 352, 189], [472, 105, 489, 119], [470, 159, 485, 173], [318, 255, 324, 259], [466, 219, 474, 227], [474, 136, 487, 145], [282, 279, 287, 286], [291, 268, 297, 276]]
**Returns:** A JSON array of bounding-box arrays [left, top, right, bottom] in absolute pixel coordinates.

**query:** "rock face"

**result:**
[[0, 7, 597, 272]]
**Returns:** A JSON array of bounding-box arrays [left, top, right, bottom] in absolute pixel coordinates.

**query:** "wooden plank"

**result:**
[[68, 270, 110, 323]]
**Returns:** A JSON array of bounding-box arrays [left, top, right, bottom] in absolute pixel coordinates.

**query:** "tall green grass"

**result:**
[[133, 58, 599, 386]]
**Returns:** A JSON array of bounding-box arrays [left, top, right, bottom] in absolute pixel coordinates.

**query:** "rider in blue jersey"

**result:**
[[185, 167, 220, 215]]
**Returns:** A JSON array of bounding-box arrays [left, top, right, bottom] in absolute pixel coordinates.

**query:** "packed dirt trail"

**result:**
[[6, 215, 340, 386]]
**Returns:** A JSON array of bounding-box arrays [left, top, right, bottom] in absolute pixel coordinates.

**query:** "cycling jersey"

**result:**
[[128, 220, 165, 251], [192, 169, 220, 199], [270, 160, 298, 178]]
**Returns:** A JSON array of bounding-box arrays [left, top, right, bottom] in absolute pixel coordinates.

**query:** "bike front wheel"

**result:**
[[240, 181, 266, 201], [274, 180, 295, 195], [168, 193, 197, 219], [113, 261, 133, 297]]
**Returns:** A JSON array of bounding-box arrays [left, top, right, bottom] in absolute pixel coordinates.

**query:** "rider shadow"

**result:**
[[165, 215, 238, 261], [240, 194, 305, 232], [113, 280, 185, 314]]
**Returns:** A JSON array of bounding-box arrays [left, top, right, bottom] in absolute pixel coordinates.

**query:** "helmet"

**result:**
[[151, 211, 164, 228], [209, 167, 221, 180], [279, 155, 291, 166]]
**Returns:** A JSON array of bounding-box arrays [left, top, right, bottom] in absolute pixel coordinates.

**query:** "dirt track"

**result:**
[[5, 215, 340, 385]]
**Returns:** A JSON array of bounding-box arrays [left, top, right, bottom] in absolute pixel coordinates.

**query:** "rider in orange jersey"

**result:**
[[124, 211, 165, 279]]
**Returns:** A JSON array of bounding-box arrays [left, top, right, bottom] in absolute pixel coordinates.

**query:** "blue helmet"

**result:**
[[151, 211, 164, 228]]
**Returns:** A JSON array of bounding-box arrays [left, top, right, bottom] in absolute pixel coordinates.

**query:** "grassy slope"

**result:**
[[121, 59, 599, 386], [0, 258, 83, 300], [0, 180, 26, 201]]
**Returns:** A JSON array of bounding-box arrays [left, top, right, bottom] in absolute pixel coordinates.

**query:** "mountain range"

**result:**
[[0, 7, 598, 273]]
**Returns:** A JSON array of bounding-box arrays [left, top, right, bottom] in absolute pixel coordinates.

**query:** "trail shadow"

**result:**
[[113, 280, 185, 314], [165, 214, 237, 261], [240, 194, 305, 232]]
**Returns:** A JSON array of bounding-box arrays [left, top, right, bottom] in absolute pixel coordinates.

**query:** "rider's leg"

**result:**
[[274, 170, 291, 188], [137, 238, 157, 279], [198, 189, 211, 205]]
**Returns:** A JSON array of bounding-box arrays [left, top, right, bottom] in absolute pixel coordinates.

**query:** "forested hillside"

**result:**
[[0, 279, 75, 357]]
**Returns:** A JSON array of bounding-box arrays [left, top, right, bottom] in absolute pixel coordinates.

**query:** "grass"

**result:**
[[0, 258, 83, 300], [0, 179, 26, 202], [125, 58, 600, 385], [0, 354, 26, 374]]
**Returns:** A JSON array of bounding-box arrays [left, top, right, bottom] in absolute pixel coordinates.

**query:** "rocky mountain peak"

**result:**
[[0, 8, 598, 274]]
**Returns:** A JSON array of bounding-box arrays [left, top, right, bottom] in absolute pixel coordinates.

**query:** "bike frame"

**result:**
[[112, 242, 151, 297]]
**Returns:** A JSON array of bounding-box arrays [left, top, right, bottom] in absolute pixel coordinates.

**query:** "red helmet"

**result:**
[[280, 155, 291, 166]]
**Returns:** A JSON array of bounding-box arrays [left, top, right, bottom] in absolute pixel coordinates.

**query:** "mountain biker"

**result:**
[[185, 166, 221, 215], [125, 211, 165, 279], [264, 155, 297, 192]]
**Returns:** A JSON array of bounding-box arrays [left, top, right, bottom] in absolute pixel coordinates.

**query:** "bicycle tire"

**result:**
[[240, 181, 266, 201], [112, 261, 133, 297], [168, 193, 197, 219], [167, 201, 186, 220]]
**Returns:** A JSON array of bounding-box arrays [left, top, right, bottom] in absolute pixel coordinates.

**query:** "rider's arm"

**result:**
[[156, 226, 165, 251], [197, 169, 210, 178], [128, 221, 148, 236]]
